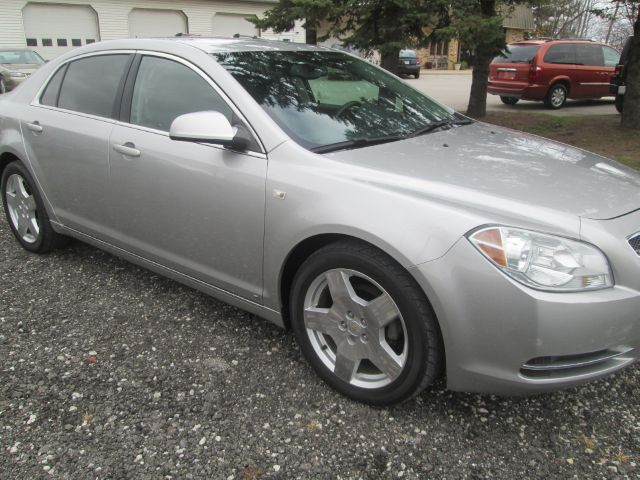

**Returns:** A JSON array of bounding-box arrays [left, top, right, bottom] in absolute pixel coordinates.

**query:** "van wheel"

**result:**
[[500, 96, 519, 105], [289, 239, 444, 405], [414, 72, 420, 79], [615, 94, 624, 113], [1, 161, 68, 253], [544, 84, 567, 109]]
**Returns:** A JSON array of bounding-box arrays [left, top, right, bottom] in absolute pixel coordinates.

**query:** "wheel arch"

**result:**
[[548, 76, 572, 95], [277, 232, 429, 330], [0, 151, 22, 179]]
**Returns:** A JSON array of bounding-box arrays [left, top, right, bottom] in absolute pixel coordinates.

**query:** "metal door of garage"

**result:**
[[129, 9, 188, 38], [22, 3, 100, 60], [211, 13, 257, 37]]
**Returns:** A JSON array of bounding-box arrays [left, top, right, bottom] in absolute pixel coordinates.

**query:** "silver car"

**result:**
[[1, 38, 639, 405], [0, 49, 46, 93]]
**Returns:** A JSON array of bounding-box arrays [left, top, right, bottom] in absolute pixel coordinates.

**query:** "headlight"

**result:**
[[8, 72, 27, 78], [468, 226, 613, 291]]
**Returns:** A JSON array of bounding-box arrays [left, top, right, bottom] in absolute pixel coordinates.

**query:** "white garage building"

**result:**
[[1, 0, 305, 60]]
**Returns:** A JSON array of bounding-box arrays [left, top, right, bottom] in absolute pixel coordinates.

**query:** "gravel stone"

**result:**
[[1, 210, 639, 479]]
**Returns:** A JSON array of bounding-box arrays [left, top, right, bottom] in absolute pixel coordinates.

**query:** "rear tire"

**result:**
[[0, 76, 6, 94], [290, 239, 443, 405], [414, 72, 420, 79], [500, 96, 519, 105], [615, 94, 624, 113], [1, 161, 68, 253], [544, 83, 568, 109]]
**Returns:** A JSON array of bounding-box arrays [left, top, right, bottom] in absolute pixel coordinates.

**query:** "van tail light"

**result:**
[[528, 64, 543, 84], [615, 64, 624, 76]]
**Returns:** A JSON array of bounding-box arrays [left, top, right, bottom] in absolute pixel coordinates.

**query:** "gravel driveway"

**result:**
[[1, 209, 639, 479]]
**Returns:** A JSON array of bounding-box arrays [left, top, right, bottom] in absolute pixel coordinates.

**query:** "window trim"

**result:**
[[32, 50, 137, 125], [121, 50, 265, 155], [31, 49, 265, 156]]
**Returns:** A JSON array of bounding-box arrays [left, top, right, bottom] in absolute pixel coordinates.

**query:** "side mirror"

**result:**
[[169, 111, 249, 151]]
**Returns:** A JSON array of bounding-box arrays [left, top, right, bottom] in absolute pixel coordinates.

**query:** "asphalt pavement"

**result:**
[[1, 202, 639, 479], [407, 71, 619, 117]]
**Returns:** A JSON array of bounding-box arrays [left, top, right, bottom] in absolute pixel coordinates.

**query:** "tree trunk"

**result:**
[[305, 27, 317, 45], [380, 48, 400, 74], [621, 8, 640, 129], [466, 51, 491, 117]]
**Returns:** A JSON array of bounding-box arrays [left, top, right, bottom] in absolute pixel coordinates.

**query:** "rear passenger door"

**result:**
[[23, 53, 133, 235], [107, 54, 267, 301]]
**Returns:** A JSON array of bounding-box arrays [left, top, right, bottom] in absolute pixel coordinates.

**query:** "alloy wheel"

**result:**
[[303, 268, 408, 389], [5, 173, 40, 243], [550, 87, 566, 107]]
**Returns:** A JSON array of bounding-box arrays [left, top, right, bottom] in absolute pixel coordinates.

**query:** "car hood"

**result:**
[[327, 122, 640, 221]]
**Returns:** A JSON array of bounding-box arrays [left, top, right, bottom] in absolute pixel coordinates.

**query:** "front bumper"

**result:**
[[411, 235, 640, 395]]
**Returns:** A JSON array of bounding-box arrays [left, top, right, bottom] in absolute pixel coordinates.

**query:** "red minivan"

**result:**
[[488, 40, 621, 109]]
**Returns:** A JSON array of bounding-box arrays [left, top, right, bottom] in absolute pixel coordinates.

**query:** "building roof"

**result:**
[[502, 5, 535, 31]]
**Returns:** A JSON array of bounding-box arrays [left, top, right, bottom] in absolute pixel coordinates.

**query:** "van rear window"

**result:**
[[492, 45, 540, 64]]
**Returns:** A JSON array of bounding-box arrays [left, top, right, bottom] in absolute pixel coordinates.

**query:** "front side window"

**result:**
[[575, 44, 604, 66], [130, 56, 232, 132], [543, 44, 576, 64], [214, 50, 460, 151], [57, 54, 131, 117]]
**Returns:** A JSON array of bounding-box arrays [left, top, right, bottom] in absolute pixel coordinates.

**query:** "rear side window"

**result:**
[[575, 44, 604, 66], [40, 65, 67, 106], [543, 44, 576, 64], [602, 46, 620, 67], [492, 45, 540, 64], [57, 54, 131, 117], [130, 56, 232, 132]]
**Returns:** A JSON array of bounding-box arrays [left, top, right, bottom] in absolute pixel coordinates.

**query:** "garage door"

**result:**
[[22, 3, 100, 60], [212, 13, 257, 38], [129, 9, 188, 38]]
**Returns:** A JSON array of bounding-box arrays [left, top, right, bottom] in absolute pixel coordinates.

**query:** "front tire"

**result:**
[[1, 161, 68, 253], [544, 83, 568, 109], [500, 96, 519, 105], [290, 240, 443, 405]]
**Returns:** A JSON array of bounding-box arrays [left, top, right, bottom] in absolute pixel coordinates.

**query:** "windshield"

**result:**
[[214, 50, 459, 151], [492, 44, 540, 64], [0, 50, 45, 65]]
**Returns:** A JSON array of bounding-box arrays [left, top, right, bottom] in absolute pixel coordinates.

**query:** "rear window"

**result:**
[[400, 50, 417, 58], [492, 44, 540, 64]]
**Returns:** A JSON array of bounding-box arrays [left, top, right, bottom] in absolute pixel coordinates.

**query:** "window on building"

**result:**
[[85, 39, 95, 44], [42, 38, 53, 47], [57, 39, 68, 47], [58, 54, 131, 117], [26, 38, 37, 47], [72, 39, 82, 47]]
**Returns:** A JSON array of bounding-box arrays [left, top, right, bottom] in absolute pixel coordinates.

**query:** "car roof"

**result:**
[[508, 39, 608, 46], [170, 36, 329, 53]]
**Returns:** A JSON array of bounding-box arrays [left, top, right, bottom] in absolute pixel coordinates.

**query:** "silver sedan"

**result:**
[[1, 38, 639, 405]]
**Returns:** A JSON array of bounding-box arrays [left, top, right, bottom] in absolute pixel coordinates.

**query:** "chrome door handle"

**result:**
[[26, 121, 43, 133], [113, 142, 141, 157]]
